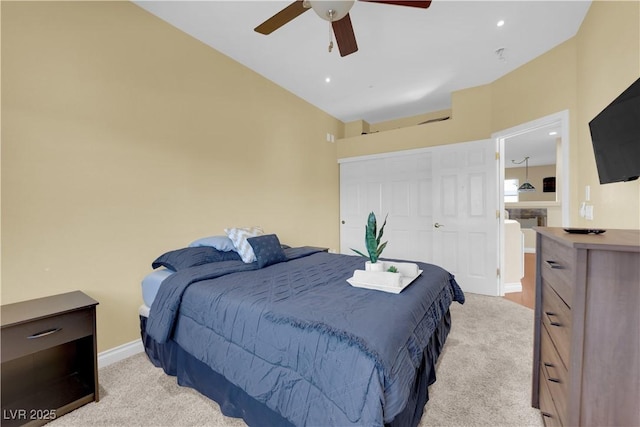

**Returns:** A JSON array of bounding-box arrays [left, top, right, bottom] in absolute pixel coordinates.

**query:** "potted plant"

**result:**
[[351, 212, 388, 272]]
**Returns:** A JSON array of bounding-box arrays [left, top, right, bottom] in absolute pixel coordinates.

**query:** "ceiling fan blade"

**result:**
[[254, 1, 310, 35], [361, 0, 432, 8], [332, 14, 358, 57]]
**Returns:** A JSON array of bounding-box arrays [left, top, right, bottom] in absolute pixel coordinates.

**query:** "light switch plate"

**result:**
[[585, 204, 594, 220]]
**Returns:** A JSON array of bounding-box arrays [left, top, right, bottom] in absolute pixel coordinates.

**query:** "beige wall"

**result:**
[[337, 85, 492, 158], [1, 2, 342, 351], [338, 1, 639, 229], [574, 0, 640, 228]]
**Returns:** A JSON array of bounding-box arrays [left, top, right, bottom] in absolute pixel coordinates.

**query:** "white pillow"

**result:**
[[224, 226, 264, 263]]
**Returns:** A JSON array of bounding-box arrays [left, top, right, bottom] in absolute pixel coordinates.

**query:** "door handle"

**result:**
[[434, 223, 444, 228]]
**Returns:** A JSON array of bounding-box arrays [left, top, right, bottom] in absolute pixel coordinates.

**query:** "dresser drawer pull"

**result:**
[[541, 412, 553, 418], [545, 260, 563, 269], [545, 311, 563, 327], [27, 327, 62, 339], [543, 362, 562, 383]]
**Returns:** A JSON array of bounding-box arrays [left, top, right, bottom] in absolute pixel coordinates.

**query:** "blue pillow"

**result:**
[[152, 246, 241, 271], [247, 234, 287, 269]]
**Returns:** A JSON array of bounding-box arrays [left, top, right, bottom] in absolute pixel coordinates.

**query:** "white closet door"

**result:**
[[380, 152, 434, 262], [339, 139, 498, 296], [340, 152, 433, 262], [339, 158, 384, 256], [431, 139, 499, 296]]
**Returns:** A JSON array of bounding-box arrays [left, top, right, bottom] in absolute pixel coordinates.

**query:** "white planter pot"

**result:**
[[365, 261, 385, 272]]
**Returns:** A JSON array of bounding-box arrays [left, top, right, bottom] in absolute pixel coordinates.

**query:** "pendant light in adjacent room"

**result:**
[[512, 157, 536, 192]]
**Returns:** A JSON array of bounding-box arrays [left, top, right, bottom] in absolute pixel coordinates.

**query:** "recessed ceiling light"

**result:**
[[325, 77, 331, 83], [497, 20, 505, 27], [549, 131, 558, 136]]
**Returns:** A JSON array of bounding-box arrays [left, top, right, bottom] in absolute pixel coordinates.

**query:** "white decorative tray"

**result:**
[[347, 270, 423, 294]]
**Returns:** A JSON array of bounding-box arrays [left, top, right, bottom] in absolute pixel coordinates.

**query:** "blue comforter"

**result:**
[[147, 248, 464, 426]]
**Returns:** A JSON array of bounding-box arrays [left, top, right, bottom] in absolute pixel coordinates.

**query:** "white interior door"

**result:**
[[431, 139, 499, 296], [339, 139, 499, 296]]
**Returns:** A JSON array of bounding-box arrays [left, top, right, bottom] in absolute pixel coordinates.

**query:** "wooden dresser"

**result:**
[[532, 227, 640, 427]]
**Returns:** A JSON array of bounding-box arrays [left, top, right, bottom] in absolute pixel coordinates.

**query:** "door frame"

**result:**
[[492, 110, 570, 295]]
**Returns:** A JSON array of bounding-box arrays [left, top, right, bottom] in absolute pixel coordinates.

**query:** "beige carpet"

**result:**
[[48, 293, 543, 426]]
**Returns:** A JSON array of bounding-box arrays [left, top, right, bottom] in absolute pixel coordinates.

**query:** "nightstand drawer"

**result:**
[[1, 309, 93, 363], [541, 280, 571, 366], [540, 237, 574, 307], [540, 324, 568, 423]]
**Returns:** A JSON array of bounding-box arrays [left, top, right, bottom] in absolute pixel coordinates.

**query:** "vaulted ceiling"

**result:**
[[135, 1, 591, 124]]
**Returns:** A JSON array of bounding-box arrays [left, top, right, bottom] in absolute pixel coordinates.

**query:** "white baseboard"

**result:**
[[98, 339, 144, 369], [524, 247, 536, 254], [504, 282, 523, 294]]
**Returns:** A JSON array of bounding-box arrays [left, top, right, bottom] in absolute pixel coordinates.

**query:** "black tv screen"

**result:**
[[588, 77, 640, 184]]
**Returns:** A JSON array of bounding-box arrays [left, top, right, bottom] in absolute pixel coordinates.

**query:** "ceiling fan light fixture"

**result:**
[[309, 0, 355, 22]]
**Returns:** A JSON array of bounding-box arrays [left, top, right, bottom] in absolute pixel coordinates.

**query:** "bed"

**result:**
[[140, 232, 464, 427]]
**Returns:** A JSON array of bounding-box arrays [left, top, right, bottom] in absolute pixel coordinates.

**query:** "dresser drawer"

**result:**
[[540, 237, 574, 307], [1, 308, 93, 363], [539, 366, 563, 427], [540, 323, 568, 423], [541, 280, 571, 367]]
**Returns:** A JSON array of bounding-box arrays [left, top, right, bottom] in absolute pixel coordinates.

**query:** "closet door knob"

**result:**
[[434, 223, 444, 228]]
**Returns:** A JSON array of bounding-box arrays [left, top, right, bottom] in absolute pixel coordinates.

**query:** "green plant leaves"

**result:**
[[351, 212, 388, 263]]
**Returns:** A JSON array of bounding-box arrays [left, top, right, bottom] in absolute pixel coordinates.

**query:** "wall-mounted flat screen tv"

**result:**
[[588, 77, 640, 184]]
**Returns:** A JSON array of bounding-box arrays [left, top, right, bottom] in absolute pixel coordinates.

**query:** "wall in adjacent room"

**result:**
[[1, 2, 342, 351], [506, 165, 558, 203]]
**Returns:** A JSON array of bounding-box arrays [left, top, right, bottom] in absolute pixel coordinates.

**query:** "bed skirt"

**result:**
[[139, 309, 452, 427]]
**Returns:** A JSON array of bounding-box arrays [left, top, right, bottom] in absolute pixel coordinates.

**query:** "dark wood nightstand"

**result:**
[[1, 291, 99, 427]]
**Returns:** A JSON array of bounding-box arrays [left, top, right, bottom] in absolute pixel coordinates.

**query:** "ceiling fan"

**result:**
[[254, 0, 432, 57]]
